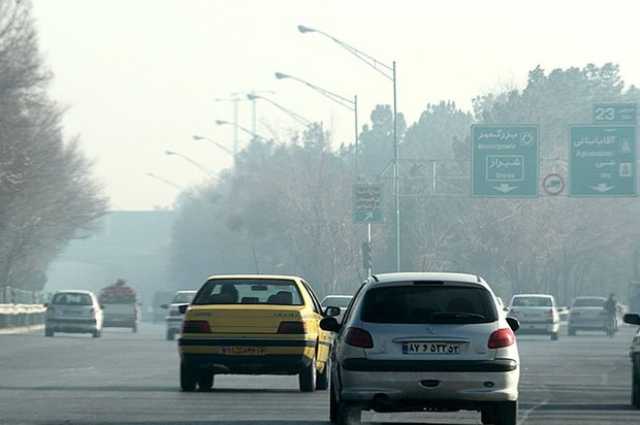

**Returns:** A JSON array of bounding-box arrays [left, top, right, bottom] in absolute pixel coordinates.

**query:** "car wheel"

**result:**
[[633, 355, 640, 409], [92, 329, 101, 338], [166, 329, 175, 341], [568, 327, 576, 336], [494, 401, 517, 425], [551, 332, 559, 341], [337, 401, 361, 425], [481, 405, 496, 424], [197, 371, 214, 392], [45, 328, 54, 337], [329, 380, 338, 423], [299, 356, 317, 392], [316, 358, 330, 390], [180, 362, 197, 392]]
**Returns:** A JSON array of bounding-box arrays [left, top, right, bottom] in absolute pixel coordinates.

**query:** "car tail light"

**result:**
[[345, 327, 374, 348], [277, 321, 306, 334], [89, 308, 95, 319], [488, 328, 515, 349], [182, 320, 211, 333], [46, 307, 55, 317], [547, 309, 554, 317]]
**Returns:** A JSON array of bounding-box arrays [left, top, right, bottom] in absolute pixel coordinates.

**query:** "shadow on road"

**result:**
[[0, 385, 300, 394], [534, 403, 633, 411]]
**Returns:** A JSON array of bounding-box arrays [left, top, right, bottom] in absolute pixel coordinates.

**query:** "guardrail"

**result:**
[[0, 304, 46, 330]]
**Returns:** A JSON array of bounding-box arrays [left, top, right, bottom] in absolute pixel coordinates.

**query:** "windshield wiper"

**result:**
[[430, 312, 487, 323]]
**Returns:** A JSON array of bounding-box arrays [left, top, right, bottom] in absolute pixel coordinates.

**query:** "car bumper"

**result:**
[[516, 321, 559, 334], [46, 319, 98, 333], [338, 359, 519, 406], [569, 318, 605, 329], [178, 336, 317, 375]]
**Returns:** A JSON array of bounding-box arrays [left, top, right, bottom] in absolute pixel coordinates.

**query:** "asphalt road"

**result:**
[[0, 323, 637, 425]]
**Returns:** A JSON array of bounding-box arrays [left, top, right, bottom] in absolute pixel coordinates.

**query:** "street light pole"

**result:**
[[247, 93, 313, 127], [164, 150, 213, 177], [215, 120, 269, 142], [297, 24, 401, 271], [192, 135, 234, 156]]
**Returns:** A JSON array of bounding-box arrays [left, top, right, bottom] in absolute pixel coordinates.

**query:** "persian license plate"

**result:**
[[221, 346, 265, 356], [402, 342, 463, 355]]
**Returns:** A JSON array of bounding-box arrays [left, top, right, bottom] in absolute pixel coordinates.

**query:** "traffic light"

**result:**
[[361, 241, 372, 272]]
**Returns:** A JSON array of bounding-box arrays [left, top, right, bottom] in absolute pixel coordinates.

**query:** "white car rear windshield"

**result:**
[[512, 297, 552, 307], [172, 292, 196, 304], [573, 298, 605, 307], [361, 284, 498, 324], [193, 279, 304, 306], [52, 293, 92, 306]]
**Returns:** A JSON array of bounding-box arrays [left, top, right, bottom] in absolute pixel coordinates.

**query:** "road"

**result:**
[[0, 323, 637, 425]]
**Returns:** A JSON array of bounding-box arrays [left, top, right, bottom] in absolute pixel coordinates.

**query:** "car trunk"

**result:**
[[188, 304, 305, 334], [510, 306, 554, 322]]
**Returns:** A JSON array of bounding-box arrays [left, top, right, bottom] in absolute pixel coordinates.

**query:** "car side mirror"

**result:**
[[43, 303, 48, 308], [503, 306, 509, 312], [160, 304, 169, 309], [623, 313, 640, 326], [324, 306, 341, 317], [178, 304, 189, 314], [506, 317, 520, 332], [320, 317, 341, 333]]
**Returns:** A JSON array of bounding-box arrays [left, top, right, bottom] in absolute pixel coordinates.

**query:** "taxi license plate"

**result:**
[[402, 342, 462, 355], [221, 346, 265, 356]]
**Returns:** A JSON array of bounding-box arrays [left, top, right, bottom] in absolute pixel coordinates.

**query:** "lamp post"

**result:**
[[274, 71, 358, 176], [298, 24, 401, 271], [246, 93, 312, 127], [192, 135, 235, 156], [145, 172, 184, 190], [164, 150, 213, 177], [215, 120, 269, 142]]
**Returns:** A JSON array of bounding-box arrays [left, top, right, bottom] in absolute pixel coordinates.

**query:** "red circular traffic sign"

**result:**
[[542, 173, 565, 196]]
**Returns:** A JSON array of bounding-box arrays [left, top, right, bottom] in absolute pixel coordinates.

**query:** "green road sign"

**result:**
[[569, 125, 636, 196], [472, 125, 539, 197], [593, 103, 637, 125], [353, 183, 383, 223]]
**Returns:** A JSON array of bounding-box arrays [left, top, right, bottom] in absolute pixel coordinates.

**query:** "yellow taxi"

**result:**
[[177, 275, 338, 392]]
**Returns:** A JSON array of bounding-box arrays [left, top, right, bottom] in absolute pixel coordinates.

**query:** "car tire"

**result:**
[[551, 332, 559, 341], [299, 356, 317, 392], [337, 401, 361, 425], [329, 380, 338, 423], [568, 327, 576, 336], [197, 371, 214, 392], [316, 359, 330, 390], [166, 329, 175, 341], [633, 355, 640, 409], [45, 328, 54, 337], [180, 362, 197, 392], [494, 401, 517, 425], [481, 405, 496, 424], [92, 329, 101, 338]]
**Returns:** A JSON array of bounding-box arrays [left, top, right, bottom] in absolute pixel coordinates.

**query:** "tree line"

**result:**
[[0, 0, 106, 297], [171, 63, 640, 304]]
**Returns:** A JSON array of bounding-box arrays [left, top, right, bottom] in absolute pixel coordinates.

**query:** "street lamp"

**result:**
[[215, 120, 269, 142], [192, 135, 234, 156], [164, 150, 213, 177], [274, 71, 358, 174], [298, 24, 401, 272], [145, 172, 184, 190], [246, 93, 312, 127]]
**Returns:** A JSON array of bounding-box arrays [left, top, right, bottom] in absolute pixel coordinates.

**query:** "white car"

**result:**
[[508, 294, 560, 340], [568, 296, 608, 336], [161, 290, 197, 340], [321, 272, 520, 425], [45, 290, 104, 338], [623, 313, 640, 408], [321, 295, 353, 322]]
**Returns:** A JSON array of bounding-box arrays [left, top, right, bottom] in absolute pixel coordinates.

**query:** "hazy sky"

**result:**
[[32, 0, 640, 210]]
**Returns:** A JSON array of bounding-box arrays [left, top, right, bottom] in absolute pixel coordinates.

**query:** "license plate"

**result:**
[[402, 342, 462, 355], [221, 346, 265, 356]]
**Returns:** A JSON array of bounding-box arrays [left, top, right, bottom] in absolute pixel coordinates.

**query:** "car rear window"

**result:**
[[172, 292, 196, 303], [321, 296, 352, 308], [361, 284, 498, 324], [573, 298, 605, 307], [192, 279, 304, 305], [512, 297, 552, 307], [52, 293, 93, 306]]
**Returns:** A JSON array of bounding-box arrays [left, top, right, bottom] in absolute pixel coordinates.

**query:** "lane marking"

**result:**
[[518, 398, 549, 425]]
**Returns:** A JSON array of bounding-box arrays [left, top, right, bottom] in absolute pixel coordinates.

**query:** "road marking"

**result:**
[[518, 398, 549, 425]]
